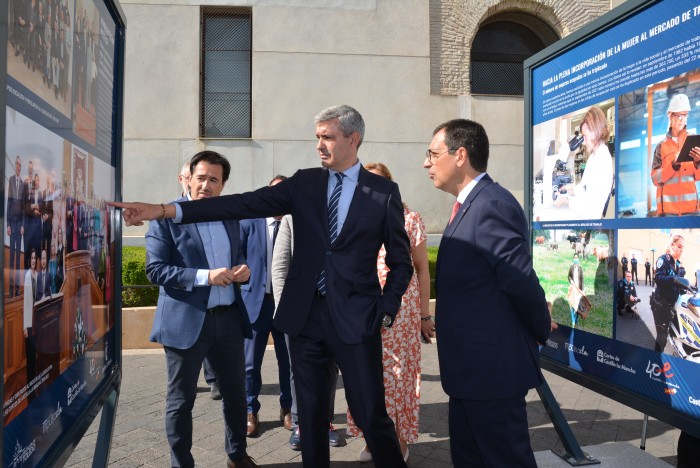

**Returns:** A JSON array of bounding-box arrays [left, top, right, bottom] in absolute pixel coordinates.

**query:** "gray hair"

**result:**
[[314, 105, 365, 148]]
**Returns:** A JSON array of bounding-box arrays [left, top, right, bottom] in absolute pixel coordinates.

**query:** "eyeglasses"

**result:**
[[425, 148, 456, 164], [670, 112, 689, 119]]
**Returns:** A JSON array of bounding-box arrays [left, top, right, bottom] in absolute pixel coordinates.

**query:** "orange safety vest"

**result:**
[[651, 128, 700, 215]]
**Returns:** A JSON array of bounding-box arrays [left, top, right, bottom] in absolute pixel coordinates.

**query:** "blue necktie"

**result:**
[[317, 173, 344, 296]]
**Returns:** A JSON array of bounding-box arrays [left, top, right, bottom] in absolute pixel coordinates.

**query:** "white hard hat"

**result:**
[[668, 94, 691, 113]]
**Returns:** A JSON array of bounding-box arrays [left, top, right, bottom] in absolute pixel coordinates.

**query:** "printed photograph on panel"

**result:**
[[532, 228, 615, 338], [617, 69, 700, 218], [4, 108, 65, 424], [617, 229, 700, 363], [533, 99, 616, 222], [3, 108, 115, 426], [72, 0, 101, 145], [6, 0, 76, 117]]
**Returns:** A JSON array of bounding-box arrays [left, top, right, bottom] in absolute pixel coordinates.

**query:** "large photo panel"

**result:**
[[3, 0, 122, 464], [529, 0, 700, 430]]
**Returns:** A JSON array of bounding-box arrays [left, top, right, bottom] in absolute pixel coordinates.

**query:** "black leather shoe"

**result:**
[[226, 455, 258, 468], [209, 382, 222, 400], [289, 427, 301, 451], [329, 424, 344, 447]]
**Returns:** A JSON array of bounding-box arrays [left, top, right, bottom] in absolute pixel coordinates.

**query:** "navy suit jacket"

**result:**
[[179, 166, 413, 345], [435, 174, 551, 400], [146, 197, 251, 350], [239, 218, 270, 323]]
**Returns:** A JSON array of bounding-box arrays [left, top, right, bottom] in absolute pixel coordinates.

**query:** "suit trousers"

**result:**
[[448, 392, 536, 468], [202, 357, 216, 384], [164, 304, 247, 467], [288, 296, 405, 468], [244, 294, 292, 414], [285, 333, 339, 427], [9, 219, 22, 295]]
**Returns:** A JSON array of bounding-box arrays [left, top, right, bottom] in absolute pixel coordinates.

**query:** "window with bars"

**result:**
[[201, 8, 251, 138], [470, 13, 557, 96]]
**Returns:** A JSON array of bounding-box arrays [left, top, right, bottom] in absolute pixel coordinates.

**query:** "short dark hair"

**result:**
[[433, 119, 489, 172], [189, 151, 231, 183], [270, 174, 287, 185]]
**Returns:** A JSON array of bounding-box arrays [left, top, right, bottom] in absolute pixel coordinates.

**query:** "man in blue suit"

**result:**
[[239, 175, 292, 437], [424, 119, 553, 467], [112, 105, 413, 468], [145, 151, 256, 468]]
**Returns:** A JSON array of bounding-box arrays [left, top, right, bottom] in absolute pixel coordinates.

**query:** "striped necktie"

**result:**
[[317, 173, 344, 296]]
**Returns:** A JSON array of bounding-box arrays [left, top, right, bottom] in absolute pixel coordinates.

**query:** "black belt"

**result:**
[[207, 304, 232, 314], [313, 289, 326, 299]]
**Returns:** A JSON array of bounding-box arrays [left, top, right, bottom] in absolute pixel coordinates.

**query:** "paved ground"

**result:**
[[65, 341, 681, 467]]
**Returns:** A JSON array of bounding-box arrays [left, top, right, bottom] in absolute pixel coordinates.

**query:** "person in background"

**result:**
[[179, 162, 191, 197], [23, 248, 38, 402], [36, 247, 51, 302], [347, 162, 432, 463], [630, 253, 639, 285], [270, 215, 344, 450], [616, 270, 639, 316], [239, 176, 292, 438], [645, 258, 652, 286], [651, 93, 700, 216], [7, 155, 26, 298], [567, 253, 585, 326], [620, 253, 628, 275]]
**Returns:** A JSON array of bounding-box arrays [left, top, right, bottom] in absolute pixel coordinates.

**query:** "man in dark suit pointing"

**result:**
[[111, 105, 413, 468], [424, 119, 552, 467]]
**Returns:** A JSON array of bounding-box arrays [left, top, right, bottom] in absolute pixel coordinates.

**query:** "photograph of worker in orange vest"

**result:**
[[651, 93, 700, 216]]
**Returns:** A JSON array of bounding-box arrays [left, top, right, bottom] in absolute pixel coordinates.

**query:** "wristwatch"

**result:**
[[382, 314, 393, 328]]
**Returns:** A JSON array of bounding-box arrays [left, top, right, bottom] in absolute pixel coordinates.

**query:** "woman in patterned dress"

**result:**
[[347, 162, 434, 463]]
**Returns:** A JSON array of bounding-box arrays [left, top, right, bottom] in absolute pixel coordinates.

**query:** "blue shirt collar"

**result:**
[[330, 159, 361, 182]]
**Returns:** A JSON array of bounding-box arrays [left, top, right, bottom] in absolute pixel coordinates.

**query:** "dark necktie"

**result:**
[[272, 220, 280, 247], [317, 173, 344, 296], [270, 220, 281, 296]]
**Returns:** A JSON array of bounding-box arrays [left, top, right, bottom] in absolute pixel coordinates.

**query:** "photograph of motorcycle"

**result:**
[[650, 234, 700, 360], [656, 277, 700, 362]]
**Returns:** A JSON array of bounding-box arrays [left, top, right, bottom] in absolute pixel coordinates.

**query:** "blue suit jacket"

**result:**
[[146, 197, 251, 349], [179, 167, 413, 345], [435, 174, 551, 400], [239, 218, 269, 323]]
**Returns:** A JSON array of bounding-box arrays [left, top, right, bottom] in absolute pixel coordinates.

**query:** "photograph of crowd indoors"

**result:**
[[7, 0, 76, 117], [532, 229, 613, 338], [72, 0, 100, 145], [617, 69, 700, 218], [533, 99, 615, 222], [616, 229, 700, 362], [3, 110, 114, 424]]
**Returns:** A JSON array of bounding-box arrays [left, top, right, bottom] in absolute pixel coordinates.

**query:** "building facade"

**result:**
[[121, 0, 625, 238]]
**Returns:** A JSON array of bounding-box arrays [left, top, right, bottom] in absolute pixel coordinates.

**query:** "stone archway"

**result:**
[[429, 0, 610, 96]]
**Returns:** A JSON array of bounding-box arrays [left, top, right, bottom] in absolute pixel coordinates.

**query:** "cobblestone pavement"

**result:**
[[65, 341, 680, 467]]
